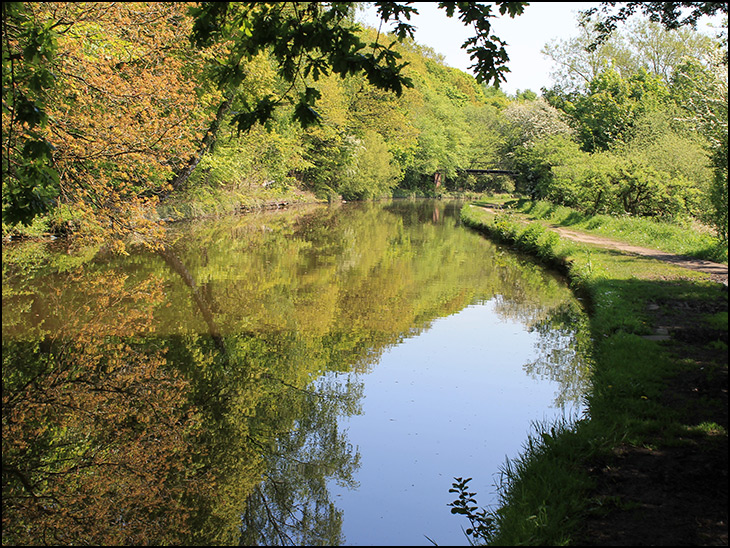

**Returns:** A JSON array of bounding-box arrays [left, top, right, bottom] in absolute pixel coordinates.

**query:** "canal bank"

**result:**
[[460, 203, 727, 546]]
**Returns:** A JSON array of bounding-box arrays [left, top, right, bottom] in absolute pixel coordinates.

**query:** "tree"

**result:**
[[673, 54, 729, 239], [585, 2, 728, 42], [501, 98, 575, 148], [539, 3, 727, 232], [341, 129, 401, 199], [3, 1, 530, 234], [2, 2, 218, 249], [543, 13, 717, 93], [6, 1, 725, 241], [2, 2, 62, 225], [188, 1, 528, 133], [578, 1, 728, 238], [543, 12, 630, 95], [624, 18, 718, 84], [564, 68, 671, 152]]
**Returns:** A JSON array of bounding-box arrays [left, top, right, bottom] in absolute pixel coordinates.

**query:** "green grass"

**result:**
[[511, 198, 726, 264], [458, 202, 727, 546], [470, 195, 727, 264]]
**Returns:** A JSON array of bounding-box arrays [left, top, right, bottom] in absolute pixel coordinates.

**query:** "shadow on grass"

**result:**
[[457, 203, 728, 545]]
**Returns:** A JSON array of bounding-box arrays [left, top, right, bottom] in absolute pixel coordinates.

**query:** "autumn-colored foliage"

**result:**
[[3, 2, 220, 249], [2, 268, 213, 545]]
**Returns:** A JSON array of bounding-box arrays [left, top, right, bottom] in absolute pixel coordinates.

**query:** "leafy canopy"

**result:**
[[584, 1, 728, 47], [187, 2, 528, 132]]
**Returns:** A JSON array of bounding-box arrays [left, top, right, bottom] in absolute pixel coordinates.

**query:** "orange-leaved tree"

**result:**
[[3, 2, 221, 250]]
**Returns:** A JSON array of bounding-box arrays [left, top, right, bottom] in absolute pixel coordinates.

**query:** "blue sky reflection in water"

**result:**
[[321, 298, 585, 546], [2, 200, 589, 546]]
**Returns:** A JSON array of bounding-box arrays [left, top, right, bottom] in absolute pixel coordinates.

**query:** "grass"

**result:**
[[2, 185, 324, 241], [472, 196, 727, 264], [457, 202, 728, 545]]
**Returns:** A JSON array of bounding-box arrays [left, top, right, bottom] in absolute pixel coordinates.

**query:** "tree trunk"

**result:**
[[168, 97, 232, 192], [157, 244, 227, 355]]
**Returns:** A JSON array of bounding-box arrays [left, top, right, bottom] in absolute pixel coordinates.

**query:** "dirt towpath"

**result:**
[[476, 205, 728, 285]]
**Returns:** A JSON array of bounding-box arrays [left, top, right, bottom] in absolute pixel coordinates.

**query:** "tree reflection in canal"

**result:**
[[2, 200, 590, 545], [2, 268, 211, 545], [241, 374, 363, 546]]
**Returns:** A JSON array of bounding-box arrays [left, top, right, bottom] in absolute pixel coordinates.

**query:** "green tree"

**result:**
[[507, 134, 585, 200], [2, 2, 61, 225], [543, 13, 717, 94], [341, 129, 402, 199], [2, 1, 532, 233], [542, 11, 632, 95], [673, 54, 728, 239], [564, 68, 671, 152], [540, 4, 726, 229], [624, 18, 718, 84], [586, 2, 727, 39], [187, 2, 528, 130]]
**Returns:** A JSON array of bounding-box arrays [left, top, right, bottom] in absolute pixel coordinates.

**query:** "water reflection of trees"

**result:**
[[2, 201, 591, 545], [240, 375, 363, 546], [522, 300, 593, 410], [1, 267, 364, 545], [491, 291, 593, 410], [2, 270, 210, 546], [483, 252, 593, 410]]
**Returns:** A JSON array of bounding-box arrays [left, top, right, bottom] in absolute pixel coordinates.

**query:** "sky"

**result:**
[[356, 2, 725, 95], [356, 1, 600, 95]]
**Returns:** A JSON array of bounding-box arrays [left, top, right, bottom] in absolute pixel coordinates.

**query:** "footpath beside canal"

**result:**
[[476, 203, 728, 285], [463, 203, 727, 546]]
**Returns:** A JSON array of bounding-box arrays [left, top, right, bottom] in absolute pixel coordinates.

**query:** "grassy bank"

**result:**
[[472, 196, 727, 264], [458, 203, 728, 545], [1, 184, 325, 241]]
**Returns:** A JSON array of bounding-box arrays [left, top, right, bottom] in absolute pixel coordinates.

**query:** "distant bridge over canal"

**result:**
[[460, 169, 518, 176], [433, 168, 518, 187]]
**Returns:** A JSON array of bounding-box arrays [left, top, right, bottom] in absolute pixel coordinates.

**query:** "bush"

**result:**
[[523, 145, 701, 220]]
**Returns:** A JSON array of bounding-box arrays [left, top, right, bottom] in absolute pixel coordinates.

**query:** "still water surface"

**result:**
[[2, 200, 590, 546]]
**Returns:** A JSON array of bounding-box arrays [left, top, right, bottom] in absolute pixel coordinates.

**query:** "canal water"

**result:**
[[2, 200, 590, 546]]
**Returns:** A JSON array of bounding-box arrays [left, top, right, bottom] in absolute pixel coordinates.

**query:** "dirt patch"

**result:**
[[577, 440, 727, 546], [549, 225, 728, 284]]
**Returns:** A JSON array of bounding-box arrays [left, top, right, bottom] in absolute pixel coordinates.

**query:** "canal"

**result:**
[[2, 199, 590, 545]]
